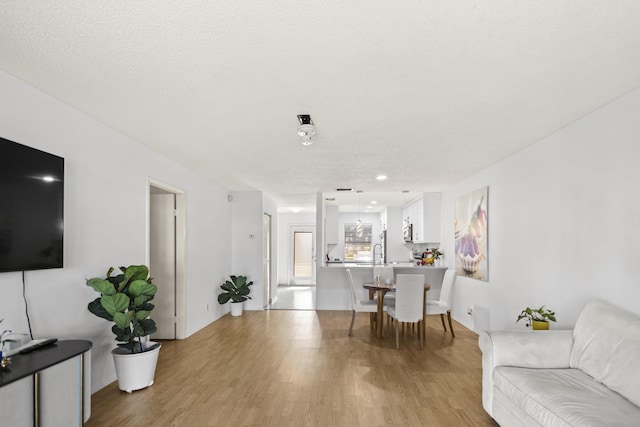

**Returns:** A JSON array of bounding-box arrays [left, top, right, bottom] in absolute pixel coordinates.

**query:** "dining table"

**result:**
[[362, 280, 431, 340]]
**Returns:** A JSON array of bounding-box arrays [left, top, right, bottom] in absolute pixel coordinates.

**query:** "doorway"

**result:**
[[148, 179, 186, 340], [289, 226, 316, 286], [263, 213, 271, 308]]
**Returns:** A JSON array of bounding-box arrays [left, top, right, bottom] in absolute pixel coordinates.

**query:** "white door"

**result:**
[[263, 213, 271, 307], [289, 226, 316, 285], [150, 192, 176, 339]]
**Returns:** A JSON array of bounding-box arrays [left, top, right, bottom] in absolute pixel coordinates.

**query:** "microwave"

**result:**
[[403, 223, 413, 242]]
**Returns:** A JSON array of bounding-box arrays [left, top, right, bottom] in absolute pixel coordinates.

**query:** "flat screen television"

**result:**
[[0, 137, 64, 272]]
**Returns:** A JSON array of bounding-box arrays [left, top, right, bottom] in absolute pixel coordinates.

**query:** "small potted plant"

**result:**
[[86, 265, 161, 393], [516, 305, 557, 330], [217, 275, 253, 316], [1, 319, 18, 367]]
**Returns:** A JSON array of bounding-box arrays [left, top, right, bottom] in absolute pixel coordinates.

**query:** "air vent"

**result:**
[[336, 188, 353, 192]]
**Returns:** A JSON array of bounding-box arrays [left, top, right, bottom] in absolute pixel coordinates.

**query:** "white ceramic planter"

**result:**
[[112, 341, 161, 393], [230, 302, 244, 316]]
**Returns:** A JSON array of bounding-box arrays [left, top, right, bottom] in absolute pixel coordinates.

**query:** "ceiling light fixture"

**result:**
[[376, 175, 387, 181], [297, 114, 315, 146], [290, 207, 301, 213]]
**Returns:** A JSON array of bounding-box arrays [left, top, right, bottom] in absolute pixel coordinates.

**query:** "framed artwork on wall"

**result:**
[[455, 186, 488, 281]]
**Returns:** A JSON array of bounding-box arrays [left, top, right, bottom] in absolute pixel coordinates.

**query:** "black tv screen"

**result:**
[[0, 137, 64, 272]]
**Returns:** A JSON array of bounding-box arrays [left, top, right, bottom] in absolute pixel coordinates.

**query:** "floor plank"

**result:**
[[86, 310, 497, 426]]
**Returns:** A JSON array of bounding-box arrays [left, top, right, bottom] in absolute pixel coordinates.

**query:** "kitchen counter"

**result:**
[[323, 262, 448, 269]]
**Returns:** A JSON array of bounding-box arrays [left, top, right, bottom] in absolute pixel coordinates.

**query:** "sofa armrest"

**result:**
[[478, 330, 573, 417]]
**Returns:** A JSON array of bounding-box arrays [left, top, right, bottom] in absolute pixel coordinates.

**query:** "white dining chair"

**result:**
[[346, 269, 387, 336], [426, 269, 456, 337], [386, 274, 424, 349]]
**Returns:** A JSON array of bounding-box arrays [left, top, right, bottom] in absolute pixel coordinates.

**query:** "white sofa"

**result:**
[[479, 299, 640, 426]]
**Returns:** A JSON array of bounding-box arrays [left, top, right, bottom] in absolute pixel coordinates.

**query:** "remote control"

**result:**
[[19, 338, 58, 354]]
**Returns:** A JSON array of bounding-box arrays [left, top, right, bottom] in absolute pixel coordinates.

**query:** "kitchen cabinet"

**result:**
[[325, 205, 338, 245], [402, 193, 441, 243]]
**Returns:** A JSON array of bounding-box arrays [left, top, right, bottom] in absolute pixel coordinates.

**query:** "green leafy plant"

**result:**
[[430, 248, 443, 259], [86, 265, 158, 353], [217, 275, 253, 304], [516, 305, 557, 327]]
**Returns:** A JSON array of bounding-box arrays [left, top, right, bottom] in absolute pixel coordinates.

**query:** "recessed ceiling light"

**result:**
[[370, 200, 377, 204], [42, 176, 55, 182], [290, 207, 301, 213], [376, 175, 387, 181]]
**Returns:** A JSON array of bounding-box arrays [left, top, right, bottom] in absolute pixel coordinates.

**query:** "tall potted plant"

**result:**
[[86, 265, 161, 393], [217, 275, 253, 316]]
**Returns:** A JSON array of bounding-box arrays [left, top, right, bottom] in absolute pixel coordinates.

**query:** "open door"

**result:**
[[148, 180, 186, 340], [289, 226, 316, 286], [263, 213, 271, 308]]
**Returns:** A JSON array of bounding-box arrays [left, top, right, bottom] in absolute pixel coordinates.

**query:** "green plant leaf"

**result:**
[[129, 279, 157, 298], [86, 278, 116, 296], [135, 310, 150, 320], [133, 294, 152, 307], [113, 311, 134, 330], [112, 324, 131, 343], [139, 318, 157, 335], [218, 293, 232, 304], [101, 293, 130, 316], [88, 298, 113, 321]]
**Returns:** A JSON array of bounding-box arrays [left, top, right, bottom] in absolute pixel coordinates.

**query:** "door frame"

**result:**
[[146, 177, 187, 339], [263, 213, 272, 308], [288, 225, 316, 286]]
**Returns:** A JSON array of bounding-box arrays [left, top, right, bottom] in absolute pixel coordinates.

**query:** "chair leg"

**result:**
[[349, 310, 356, 336], [439, 313, 447, 331], [419, 320, 424, 349], [447, 311, 455, 338], [395, 319, 400, 349]]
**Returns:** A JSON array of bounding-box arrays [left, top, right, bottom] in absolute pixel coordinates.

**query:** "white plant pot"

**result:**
[[111, 341, 161, 393], [230, 302, 244, 316]]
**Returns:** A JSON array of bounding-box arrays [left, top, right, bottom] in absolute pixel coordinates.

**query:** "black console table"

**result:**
[[0, 340, 92, 426]]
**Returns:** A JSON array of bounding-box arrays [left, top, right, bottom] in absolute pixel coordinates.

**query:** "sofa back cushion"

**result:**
[[570, 299, 640, 406]]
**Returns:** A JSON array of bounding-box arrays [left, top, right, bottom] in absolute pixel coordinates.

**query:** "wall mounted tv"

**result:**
[[0, 137, 64, 272]]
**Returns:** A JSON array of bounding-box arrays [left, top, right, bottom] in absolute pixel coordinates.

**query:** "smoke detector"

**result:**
[[297, 114, 315, 146]]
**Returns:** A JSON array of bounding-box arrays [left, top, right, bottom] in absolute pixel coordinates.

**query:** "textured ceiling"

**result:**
[[1, 1, 639, 212]]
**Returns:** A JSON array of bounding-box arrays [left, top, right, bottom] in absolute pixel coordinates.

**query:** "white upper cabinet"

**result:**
[[325, 205, 339, 245], [422, 193, 441, 243], [402, 193, 441, 243]]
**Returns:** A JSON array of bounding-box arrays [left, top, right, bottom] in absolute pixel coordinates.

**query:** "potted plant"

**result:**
[[86, 265, 161, 393], [217, 275, 253, 316], [1, 319, 18, 367], [516, 305, 557, 330]]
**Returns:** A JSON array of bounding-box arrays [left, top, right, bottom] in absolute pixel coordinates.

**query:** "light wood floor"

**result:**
[[86, 311, 498, 427]]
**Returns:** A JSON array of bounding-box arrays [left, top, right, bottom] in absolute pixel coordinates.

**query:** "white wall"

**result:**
[[0, 70, 233, 392], [230, 191, 278, 309], [442, 87, 640, 333]]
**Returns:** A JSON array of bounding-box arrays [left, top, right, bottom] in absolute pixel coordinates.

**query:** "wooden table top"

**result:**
[[363, 282, 431, 291]]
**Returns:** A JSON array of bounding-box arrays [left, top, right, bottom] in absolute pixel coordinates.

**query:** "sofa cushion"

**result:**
[[494, 366, 640, 427], [570, 299, 640, 406]]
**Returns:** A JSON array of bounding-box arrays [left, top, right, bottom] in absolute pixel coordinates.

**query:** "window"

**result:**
[[344, 223, 372, 261]]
